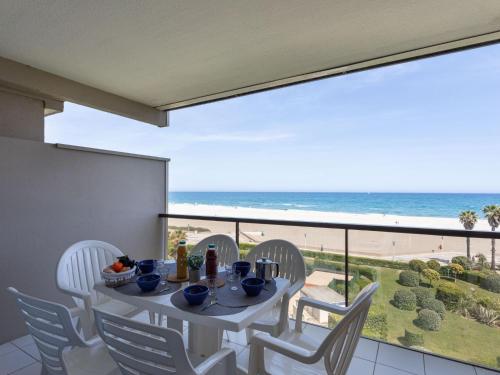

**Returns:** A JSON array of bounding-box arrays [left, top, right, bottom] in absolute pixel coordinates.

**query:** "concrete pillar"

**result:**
[[0, 90, 45, 141]]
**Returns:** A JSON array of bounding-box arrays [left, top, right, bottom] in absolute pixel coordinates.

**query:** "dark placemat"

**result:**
[[170, 276, 277, 316], [114, 278, 182, 297]]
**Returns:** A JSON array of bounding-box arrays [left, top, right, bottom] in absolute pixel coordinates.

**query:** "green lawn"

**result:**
[[367, 267, 500, 369]]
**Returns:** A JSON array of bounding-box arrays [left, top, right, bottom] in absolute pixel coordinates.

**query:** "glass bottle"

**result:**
[[176, 240, 188, 279]]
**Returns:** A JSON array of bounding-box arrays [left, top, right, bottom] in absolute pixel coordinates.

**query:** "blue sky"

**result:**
[[46, 44, 500, 193]]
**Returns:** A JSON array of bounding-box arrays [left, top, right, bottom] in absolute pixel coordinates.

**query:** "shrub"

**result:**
[[363, 306, 388, 340], [313, 259, 378, 281], [409, 259, 428, 273], [426, 260, 441, 272], [422, 269, 441, 286], [458, 270, 484, 286], [420, 298, 446, 319], [470, 305, 499, 326], [480, 274, 500, 293], [357, 276, 371, 290], [330, 280, 360, 299], [411, 287, 434, 306], [476, 296, 500, 313], [404, 329, 424, 347], [399, 270, 420, 287], [451, 256, 472, 270], [415, 309, 442, 331], [436, 282, 466, 310], [393, 289, 417, 311]]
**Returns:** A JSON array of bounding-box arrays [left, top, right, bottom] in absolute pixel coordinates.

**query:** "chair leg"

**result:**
[[148, 311, 156, 325], [245, 328, 254, 344], [158, 313, 164, 326]]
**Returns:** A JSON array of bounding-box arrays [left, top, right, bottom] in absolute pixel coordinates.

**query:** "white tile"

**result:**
[[377, 343, 424, 375], [475, 367, 500, 375], [10, 362, 42, 375], [347, 357, 375, 375], [11, 336, 34, 348], [19, 344, 41, 361], [354, 338, 379, 362], [424, 355, 476, 375], [0, 349, 36, 375], [0, 343, 17, 356], [374, 363, 414, 375]]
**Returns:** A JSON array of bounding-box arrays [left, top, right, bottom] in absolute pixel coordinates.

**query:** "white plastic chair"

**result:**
[[191, 234, 239, 266], [94, 308, 237, 375], [8, 287, 118, 375], [245, 240, 306, 340], [242, 282, 379, 375], [56, 240, 148, 337]]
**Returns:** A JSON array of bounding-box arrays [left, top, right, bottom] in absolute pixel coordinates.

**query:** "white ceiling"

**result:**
[[1, 0, 500, 116]]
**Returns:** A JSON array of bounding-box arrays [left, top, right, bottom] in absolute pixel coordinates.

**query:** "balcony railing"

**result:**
[[159, 212, 500, 372]]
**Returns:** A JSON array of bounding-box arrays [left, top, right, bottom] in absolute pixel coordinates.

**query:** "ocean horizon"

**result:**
[[169, 192, 500, 219]]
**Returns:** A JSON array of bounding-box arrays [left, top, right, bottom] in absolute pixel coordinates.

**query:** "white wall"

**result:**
[[0, 136, 167, 343]]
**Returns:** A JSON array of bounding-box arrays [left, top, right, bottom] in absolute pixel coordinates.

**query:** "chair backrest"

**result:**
[[321, 282, 379, 375], [246, 239, 306, 291], [8, 287, 86, 375], [56, 240, 124, 307], [191, 234, 239, 266], [94, 308, 198, 375]]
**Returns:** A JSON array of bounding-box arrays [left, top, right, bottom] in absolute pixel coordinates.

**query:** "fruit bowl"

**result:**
[[101, 265, 136, 287]]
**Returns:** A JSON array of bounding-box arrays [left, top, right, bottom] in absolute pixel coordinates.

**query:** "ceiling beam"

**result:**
[[156, 30, 500, 111], [0, 57, 168, 127]]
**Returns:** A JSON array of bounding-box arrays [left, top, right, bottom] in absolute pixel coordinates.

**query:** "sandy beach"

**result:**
[[168, 203, 495, 263]]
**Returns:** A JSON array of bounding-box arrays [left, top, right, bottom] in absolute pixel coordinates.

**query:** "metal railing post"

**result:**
[[345, 228, 349, 307], [236, 221, 240, 246]]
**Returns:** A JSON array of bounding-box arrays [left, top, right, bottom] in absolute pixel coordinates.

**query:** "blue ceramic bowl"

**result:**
[[241, 277, 265, 297], [138, 259, 156, 274], [183, 285, 209, 305], [233, 261, 251, 277], [136, 274, 160, 292]]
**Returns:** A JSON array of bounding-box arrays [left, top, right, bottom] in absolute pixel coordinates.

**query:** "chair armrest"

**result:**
[[295, 297, 349, 332], [288, 281, 304, 297], [58, 286, 93, 313], [195, 348, 236, 375], [248, 333, 316, 374], [82, 335, 102, 347]]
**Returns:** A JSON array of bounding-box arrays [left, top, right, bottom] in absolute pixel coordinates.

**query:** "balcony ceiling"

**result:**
[[1, 0, 500, 124]]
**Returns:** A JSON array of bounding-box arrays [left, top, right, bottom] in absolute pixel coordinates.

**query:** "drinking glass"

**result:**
[[157, 261, 170, 286], [230, 270, 241, 291], [208, 278, 217, 300]]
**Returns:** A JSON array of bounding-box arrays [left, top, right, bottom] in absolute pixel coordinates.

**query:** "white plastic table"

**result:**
[[94, 276, 290, 357]]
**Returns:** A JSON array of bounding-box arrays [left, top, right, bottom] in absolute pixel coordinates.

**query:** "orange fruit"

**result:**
[[112, 261, 124, 272]]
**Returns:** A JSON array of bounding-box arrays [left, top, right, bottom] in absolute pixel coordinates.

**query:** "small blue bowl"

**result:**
[[183, 285, 209, 305], [233, 261, 251, 277], [241, 277, 265, 297], [136, 274, 160, 292], [138, 259, 156, 274]]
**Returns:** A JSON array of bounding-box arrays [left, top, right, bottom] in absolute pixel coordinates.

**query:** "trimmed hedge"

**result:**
[[399, 270, 420, 287], [393, 289, 417, 311], [312, 258, 378, 281], [451, 256, 472, 270], [420, 298, 446, 319], [404, 329, 424, 347], [300, 250, 409, 270], [426, 260, 441, 272], [364, 306, 388, 340], [411, 287, 435, 307], [415, 309, 441, 331], [436, 282, 466, 310], [480, 274, 500, 293]]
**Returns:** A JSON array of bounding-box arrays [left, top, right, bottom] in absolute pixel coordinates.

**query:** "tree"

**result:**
[[459, 210, 478, 260], [483, 205, 500, 270], [448, 263, 464, 279], [422, 268, 440, 287]]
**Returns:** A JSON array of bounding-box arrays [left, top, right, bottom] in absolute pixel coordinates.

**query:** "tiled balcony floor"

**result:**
[[2, 314, 499, 375]]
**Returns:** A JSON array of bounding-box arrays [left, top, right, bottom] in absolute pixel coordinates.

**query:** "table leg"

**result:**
[[188, 322, 223, 357]]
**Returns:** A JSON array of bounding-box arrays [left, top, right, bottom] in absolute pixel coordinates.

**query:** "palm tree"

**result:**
[[483, 205, 500, 270], [459, 210, 478, 260]]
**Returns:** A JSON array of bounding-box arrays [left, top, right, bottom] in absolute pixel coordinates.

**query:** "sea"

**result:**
[[169, 192, 500, 219]]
